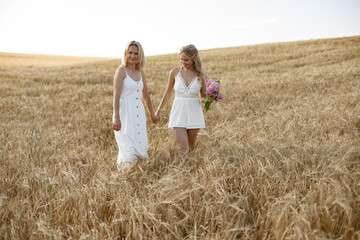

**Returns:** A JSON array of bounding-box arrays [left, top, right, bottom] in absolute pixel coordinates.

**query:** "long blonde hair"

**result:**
[[180, 44, 205, 82], [122, 41, 146, 70]]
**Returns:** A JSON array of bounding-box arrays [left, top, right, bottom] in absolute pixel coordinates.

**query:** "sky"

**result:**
[[0, 0, 359, 58]]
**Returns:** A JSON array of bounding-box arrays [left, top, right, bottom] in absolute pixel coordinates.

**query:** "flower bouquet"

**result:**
[[204, 79, 224, 111]]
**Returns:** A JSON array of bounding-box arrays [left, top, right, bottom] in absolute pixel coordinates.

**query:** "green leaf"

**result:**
[[204, 101, 211, 111]]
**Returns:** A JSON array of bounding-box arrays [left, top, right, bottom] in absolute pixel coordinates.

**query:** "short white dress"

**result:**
[[168, 68, 205, 129], [114, 68, 148, 169]]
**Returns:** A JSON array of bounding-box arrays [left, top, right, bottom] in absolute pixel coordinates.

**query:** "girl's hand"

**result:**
[[155, 109, 161, 121], [113, 117, 121, 131], [207, 97, 214, 103], [201, 97, 214, 103]]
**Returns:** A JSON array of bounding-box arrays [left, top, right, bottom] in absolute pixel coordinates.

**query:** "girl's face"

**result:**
[[127, 45, 139, 65], [180, 53, 194, 69]]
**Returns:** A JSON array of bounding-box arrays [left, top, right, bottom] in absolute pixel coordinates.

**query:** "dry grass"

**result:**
[[0, 52, 112, 69], [1, 36, 359, 239]]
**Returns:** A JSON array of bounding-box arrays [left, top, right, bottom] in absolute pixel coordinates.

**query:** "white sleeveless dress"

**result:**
[[114, 68, 148, 169], [168, 68, 205, 129]]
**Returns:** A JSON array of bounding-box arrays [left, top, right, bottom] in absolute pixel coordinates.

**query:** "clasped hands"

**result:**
[[151, 113, 159, 124]]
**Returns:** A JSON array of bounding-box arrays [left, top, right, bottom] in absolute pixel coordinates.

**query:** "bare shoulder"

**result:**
[[169, 67, 180, 77], [116, 65, 126, 74], [115, 65, 126, 80]]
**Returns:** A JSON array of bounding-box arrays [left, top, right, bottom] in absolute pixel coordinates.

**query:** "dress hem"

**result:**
[[168, 126, 205, 129]]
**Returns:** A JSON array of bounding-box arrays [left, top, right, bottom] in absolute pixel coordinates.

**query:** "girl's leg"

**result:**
[[187, 129, 199, 152], [174, 127, 189, 153]]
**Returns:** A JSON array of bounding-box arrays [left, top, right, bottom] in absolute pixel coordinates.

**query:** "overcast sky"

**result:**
[[1, 0, 359, 58]]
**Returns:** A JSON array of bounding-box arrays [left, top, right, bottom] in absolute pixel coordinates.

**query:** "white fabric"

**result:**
[[114, 69, 148, 169], [168, 69, 205, 129]]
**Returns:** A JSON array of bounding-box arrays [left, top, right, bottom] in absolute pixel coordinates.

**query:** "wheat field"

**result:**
[[1, 36, 359, 239]]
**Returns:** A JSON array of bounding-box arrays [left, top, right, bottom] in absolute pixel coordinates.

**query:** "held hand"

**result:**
[[113, 118, 121, 131], [151, 114, 159, 124], [155, 109, 161, 121]]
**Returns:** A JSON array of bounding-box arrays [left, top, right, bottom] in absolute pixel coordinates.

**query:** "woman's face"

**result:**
[[127, 45, 139, 65], [180, 53, 194, 69]]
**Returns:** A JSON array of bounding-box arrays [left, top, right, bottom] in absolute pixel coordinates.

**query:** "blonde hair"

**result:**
[[122, 41, 146, 70], [180, 44, 205, 82]]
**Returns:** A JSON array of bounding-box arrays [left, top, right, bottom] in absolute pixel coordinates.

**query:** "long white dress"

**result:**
[[114, 68, 148, 169], [168, 68, 205, 129]]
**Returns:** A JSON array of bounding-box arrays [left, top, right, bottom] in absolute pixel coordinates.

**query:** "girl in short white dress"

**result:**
[[156, 44, 208, 153], [168, 67, 205, 129]]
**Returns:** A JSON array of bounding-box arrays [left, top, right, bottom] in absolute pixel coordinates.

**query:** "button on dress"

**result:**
[[114, 69, 148, 169], [168, 69, 205, 129]]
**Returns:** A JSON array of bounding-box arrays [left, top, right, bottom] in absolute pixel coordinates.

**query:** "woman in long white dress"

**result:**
[[155, 44, 208, 153], [112, 41, 158, 169]]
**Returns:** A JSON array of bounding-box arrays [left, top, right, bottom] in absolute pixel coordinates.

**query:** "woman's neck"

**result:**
[[182, 66, 194, 72], [126, 64, 136, 71]]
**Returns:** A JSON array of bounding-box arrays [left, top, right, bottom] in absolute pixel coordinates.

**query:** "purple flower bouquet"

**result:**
[[204, 79, 224, 111]]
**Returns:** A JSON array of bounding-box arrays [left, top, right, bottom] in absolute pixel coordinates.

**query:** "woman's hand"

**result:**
[[113, 117, 121, 131], [151, 114, 159, 124]]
